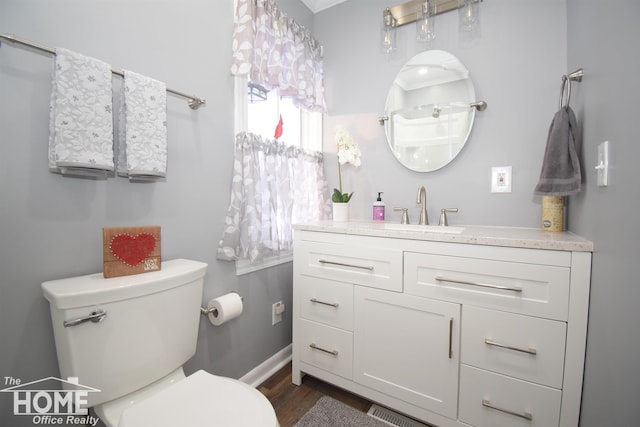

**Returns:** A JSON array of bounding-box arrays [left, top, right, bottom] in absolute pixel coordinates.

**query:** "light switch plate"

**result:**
[[596, 141, 609, 187], [491, 166, 512, 193]]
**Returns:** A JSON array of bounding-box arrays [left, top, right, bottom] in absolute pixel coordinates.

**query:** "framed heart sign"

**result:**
[[102, 226, 161, 278]]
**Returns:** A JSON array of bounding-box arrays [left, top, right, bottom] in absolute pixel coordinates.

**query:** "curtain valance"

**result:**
[[231, 0, 324, 111]]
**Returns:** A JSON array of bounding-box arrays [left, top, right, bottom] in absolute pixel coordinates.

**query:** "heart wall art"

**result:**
[[102, 226, 161, 278]]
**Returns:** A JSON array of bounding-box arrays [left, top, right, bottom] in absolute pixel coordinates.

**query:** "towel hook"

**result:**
[[559, 75, 571, 110], [559, 68, 583, 110]]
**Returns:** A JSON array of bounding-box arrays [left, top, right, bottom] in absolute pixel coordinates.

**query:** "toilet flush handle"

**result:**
[[63, 309, 107, 327]]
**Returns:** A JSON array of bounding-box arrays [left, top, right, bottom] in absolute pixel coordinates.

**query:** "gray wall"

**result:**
[[314, 0, 640, 425], [0, 1, 311, 425], [316, 0, 568, 226], [567, 1, 640, 425]]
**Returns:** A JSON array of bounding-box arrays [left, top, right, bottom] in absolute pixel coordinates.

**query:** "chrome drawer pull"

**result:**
[[482, 399, 533, 420], [485, 338, 538, 355], [310, 298, 339, 308], [319, 259, 374, 271], [309, 343, 339, 356], [435, 275, 522, 293], [63, 309, 107, 327]]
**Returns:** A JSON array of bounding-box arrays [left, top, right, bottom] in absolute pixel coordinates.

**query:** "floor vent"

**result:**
[[367, 404, 430, 427]]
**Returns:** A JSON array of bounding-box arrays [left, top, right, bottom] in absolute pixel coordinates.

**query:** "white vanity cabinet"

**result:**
[[292, 223, 592, 427]]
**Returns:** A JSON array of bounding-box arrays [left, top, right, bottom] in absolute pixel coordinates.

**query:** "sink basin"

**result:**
[[381, 223, 465, 234]]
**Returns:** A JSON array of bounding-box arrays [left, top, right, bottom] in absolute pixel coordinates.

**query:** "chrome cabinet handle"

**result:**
[[64, 309, 107, 327], [485, 338, 538, 355], [435, 275, 522, 293], [318, 259, 374, 271], [309, 343, 339, 356], [448, 318, 454, 359], [310, 298, 339, 308], [482, 399, 533, 420]]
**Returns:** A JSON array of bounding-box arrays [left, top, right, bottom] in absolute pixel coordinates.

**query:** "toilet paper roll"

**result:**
[[207, 292, 243, 326]]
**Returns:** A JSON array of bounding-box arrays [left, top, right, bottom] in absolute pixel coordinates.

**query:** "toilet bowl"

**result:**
[[42, 259, 279, 427]]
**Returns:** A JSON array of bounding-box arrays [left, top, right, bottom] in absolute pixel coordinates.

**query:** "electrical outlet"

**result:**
[[272, 301, 284, 325], [491, 166, 512, 193]]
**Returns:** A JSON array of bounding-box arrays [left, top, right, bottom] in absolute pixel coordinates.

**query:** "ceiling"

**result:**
[[300, 0, 350, 13]]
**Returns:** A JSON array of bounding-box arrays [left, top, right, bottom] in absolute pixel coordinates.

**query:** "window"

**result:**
[[229, 76, 324, 275], [239, 78, 322, 152], [222, 0, 329, 274]]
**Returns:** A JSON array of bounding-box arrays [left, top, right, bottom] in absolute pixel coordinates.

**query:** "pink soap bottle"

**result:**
[[373, 192, 385, 221]]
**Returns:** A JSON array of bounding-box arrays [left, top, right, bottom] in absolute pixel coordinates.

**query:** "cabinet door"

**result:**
[[354, 286, 460, 419]]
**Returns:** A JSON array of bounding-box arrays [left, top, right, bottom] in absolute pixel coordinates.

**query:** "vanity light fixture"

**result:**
[[381, 0, 483, 52]]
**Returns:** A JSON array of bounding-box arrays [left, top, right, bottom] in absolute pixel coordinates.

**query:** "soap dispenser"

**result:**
[[373, 192, 385, 221]]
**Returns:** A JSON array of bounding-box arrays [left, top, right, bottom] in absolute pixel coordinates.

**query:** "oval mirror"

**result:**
[[383, 50, 482, 172]]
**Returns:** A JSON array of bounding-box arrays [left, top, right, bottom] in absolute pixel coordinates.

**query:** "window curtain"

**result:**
[[231, 0, 324, 112], [217, 132, 332, 262]]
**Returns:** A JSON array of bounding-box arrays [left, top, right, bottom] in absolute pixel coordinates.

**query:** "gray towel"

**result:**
[[534, 106, 582, 196]]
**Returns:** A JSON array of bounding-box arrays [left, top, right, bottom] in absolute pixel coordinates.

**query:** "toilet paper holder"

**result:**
[[200, 292, 243, 317]]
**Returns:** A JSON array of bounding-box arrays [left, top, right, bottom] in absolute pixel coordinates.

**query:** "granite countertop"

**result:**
[[293, 220, 593, 252]]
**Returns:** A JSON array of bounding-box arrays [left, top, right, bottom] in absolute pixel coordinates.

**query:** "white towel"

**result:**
[[48, 48, 114, 176], [117, 70, 167, 180]]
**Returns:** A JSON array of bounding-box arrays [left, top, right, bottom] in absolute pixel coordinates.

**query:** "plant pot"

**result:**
[[332, 202, 349, 222]]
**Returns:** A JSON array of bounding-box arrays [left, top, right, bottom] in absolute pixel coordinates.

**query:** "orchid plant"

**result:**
[[333, 127, 361, 203]]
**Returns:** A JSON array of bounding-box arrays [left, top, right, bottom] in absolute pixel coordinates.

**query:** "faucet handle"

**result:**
[[438, 208, 458, 226], [393, 207, 410, 224]]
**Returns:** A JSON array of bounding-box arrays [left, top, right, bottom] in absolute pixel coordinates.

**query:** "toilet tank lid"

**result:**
[[42, 259, 208, 309]]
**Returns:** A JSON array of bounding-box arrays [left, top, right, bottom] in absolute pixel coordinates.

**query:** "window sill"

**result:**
[[235, 252, 293, 276]]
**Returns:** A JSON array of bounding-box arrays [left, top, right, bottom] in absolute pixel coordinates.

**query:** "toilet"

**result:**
[[42, 259, 279, 427]]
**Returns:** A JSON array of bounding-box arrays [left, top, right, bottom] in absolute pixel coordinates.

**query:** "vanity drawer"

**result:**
[[299, 276, 353, 331], [298, 319, 353, 380], [459, 365, 561, 427], [297, 240, 403, 292], [462, 306, 567, 388], [404, 252, 570, 320]]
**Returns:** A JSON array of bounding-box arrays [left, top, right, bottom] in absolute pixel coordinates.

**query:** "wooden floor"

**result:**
[[258, 362, 372, 427]]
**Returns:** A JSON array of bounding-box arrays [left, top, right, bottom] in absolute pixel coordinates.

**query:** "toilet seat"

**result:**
[[118, 370, 278, 427]]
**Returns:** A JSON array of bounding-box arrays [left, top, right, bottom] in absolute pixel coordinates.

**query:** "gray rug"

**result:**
[[293, 396, 389, 427]]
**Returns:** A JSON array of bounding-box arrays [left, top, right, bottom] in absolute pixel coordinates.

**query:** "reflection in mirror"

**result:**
[[383, 50, 482, 172]]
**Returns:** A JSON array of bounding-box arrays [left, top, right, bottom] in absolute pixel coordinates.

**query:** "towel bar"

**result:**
[[0, 33, 206, 109]]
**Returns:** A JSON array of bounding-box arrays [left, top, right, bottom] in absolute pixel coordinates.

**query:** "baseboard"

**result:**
[[239, 344, 292, 387]]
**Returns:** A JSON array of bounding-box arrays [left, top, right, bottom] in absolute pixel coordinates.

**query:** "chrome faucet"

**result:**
[[416, 185, 429, 225]]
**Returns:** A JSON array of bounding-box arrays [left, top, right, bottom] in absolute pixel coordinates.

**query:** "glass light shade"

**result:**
[[416, 0, 436, 42], [381, 8, 396, 53], [381, 27, 396, 53], [459, 0, 479, 32]]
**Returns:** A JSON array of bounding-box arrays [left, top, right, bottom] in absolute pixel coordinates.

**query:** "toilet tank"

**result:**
[[42, 259, 208, 408]]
